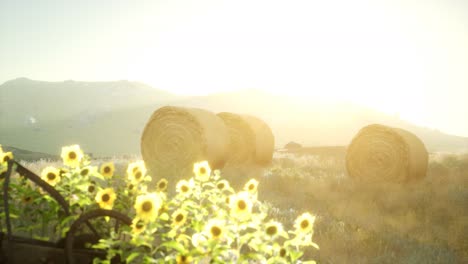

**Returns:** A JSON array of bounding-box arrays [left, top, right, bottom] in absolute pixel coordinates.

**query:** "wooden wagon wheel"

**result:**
[[2, 160, 74, 263], [1, 160, 100, 263], [65, 209, 132, 264]]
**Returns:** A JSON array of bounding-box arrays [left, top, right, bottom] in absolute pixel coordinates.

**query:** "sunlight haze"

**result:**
[[1, 0, 467, 136]]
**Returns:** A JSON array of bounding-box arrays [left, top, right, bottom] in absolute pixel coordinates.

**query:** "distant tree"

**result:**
[[284, 141, 302, 149]]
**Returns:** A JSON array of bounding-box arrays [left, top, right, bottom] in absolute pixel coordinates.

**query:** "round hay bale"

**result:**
[[217, 112, 256, 166], [241, 115, 275, 166], [346, 124, 428, 183], [141, 106, 229, 182]]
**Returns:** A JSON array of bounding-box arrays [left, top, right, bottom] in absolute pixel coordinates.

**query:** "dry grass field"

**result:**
[[256, 151, 468, 264]]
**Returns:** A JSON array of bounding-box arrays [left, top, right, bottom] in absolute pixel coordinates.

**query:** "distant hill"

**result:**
[[1, 78, 467, 156], [178, 90, 468, 153], [0, 78, 179, 156], [1, 145, 59, 162]]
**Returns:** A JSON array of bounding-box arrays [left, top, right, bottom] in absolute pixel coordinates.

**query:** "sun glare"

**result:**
[[124, 0, 445, 128]]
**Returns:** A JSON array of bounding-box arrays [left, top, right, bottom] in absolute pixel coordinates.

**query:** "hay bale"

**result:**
[[346, 124, 428, 183], [241, 115, 275, 166], [217, 112, 256, 166], [141, 106, 229, 181]]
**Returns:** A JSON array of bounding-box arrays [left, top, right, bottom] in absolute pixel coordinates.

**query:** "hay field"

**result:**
[[258, 150, 467, 263]]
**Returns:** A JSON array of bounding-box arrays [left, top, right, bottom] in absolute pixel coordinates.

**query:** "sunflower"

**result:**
[[87, 183, 96, 194], [126, 161, 147, 183], [176, 234, 191, 248], [22, 195, 33, 205], [229, 191, 253, 221], [176, 179, 194, 196], [264, 221, 284, 239], [193, 161, 211, 182], [156, 178, 168, 192], [79, 167, 91, 177], [0, 151, 14, 163], [176, 255, 193, 264], [99, 162, 115, 178], [216, 180, 230, 191], [131, 217, 146, 235], [59, 168, 69, 177], [204, 218, 225, 240], [171, 209, 188, 228], [95, 188, 117, 210], [61, 145, 84, 168], [293, 212, 316, 235], [244, 178, 259, 194], [41, 166, 61, 186], [279, 247, 288, 258], [134, 192, 163, 222]]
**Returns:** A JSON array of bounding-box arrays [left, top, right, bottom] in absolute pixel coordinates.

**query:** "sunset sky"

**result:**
[[1, 0, 467, 136]]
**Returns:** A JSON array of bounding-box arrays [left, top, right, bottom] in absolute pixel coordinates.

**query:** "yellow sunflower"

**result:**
[[176, 179, 194, 196], [95, 188, 117, 210], [22, 195, 33, 205], [0, 151, 14, 163], [176, 255, 193, 264], [244, 178, 259, 194], [134, 192, 163, 222], [87, 183, 96, 194], [264, 221, 284, 240], [79, 166, 92, 177], [126, 161, 147, 183], [294, 212, 316, 235], [59, 168, 69, 177], [171, 209, 188, 228], [131, 217, 146, 235], [41, 166, 61, 186], [279, 247, 288, 258], [61, 145, 84, 168], [193, 161, 211, 182], [204, 218, 225, 240], [216, 180, 230, 191], [229, 191, 253, 221], [156, 178, 168, 192], [99, 162, 115, 178]]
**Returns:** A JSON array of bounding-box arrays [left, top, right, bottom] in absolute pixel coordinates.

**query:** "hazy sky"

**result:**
[[1, 0, 468, 136]]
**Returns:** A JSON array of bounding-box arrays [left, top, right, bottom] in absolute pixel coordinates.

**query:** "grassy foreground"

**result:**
[[3, 147, 467, 263]]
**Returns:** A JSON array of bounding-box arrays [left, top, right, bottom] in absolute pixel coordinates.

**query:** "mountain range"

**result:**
[[1, 78, 467, 157]]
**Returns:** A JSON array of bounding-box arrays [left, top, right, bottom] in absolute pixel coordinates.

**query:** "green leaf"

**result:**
[[289, 250, 304, 262], [279, 230, 290, 239], [311, 242, 320, 249], [160, 240, 186, 253], [8, 213, 19, 219], [202, 182, 216, 188], [126, 252, 140, 263], [159, 212, 169, 221]]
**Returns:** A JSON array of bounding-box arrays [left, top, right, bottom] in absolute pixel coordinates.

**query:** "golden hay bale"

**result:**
[[217, 112, 256, 166], [141, 106, 229, 181], [346, 124, 428, 183], [241, 115, 275, 166]]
